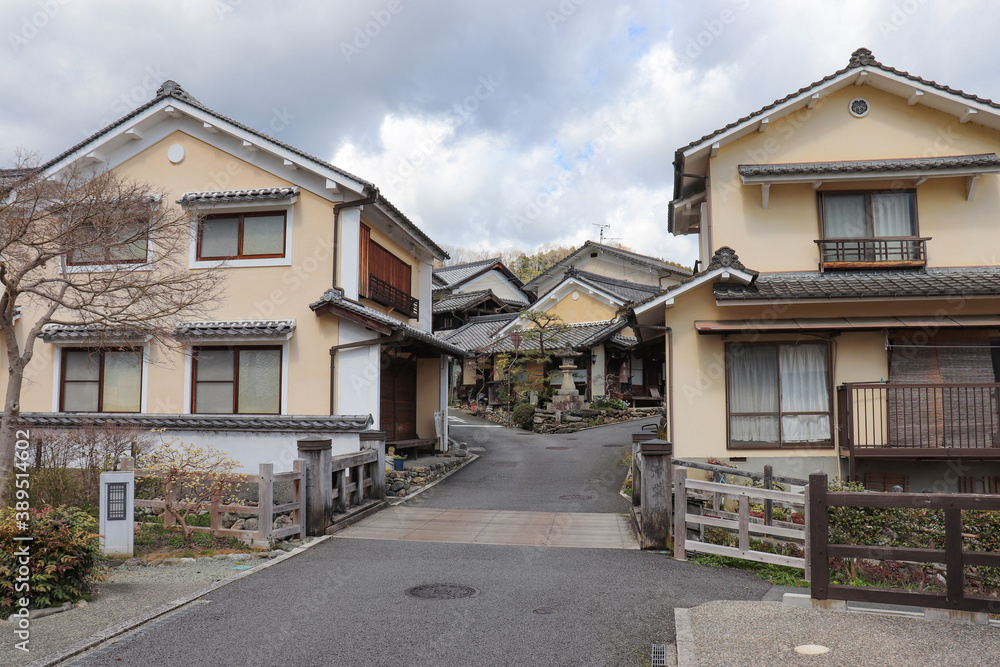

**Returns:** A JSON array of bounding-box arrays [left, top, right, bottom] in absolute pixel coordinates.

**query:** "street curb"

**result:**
[[390, 453, 479, 506], [674, 607, 697, 667], [26, 535, 333, 667]]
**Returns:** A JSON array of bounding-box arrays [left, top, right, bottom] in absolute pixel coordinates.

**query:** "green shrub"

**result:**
[[591, 396, 628, 411], [511, 403, 536, 430], [0, 506, 104, 617]]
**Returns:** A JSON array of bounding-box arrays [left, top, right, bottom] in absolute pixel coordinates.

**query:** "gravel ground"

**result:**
[[0, 555, 275, 666], [688, 600, 1000, 667]]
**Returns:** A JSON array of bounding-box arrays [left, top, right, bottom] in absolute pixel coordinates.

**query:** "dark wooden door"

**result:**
[[381, 355, 417, 441]]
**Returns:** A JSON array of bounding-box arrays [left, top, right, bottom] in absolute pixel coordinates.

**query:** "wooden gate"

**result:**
[[673, 466, 809, 576]]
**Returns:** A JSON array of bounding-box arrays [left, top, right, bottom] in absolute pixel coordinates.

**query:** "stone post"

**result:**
[[638, 439, 673, 550], [297, 437, 333, 537], [99, 468, 135, 558], [360, 431, 387, 500]]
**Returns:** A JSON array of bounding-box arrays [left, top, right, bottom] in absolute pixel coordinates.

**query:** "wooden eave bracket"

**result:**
[[960, 108, 978, 124], [760, 183, 771, 209], [907, 90, 924, 106], [855, 71, 869, 86], [203, 122, 219, 133], [123, 127, 144, 141], [710, 142, 720, 157], [807, 93, 820, 109], [283, 159, 299, 171], [757, 117, 769, 133], [242, 140, 258, 152], [164, 105, 180, 118]]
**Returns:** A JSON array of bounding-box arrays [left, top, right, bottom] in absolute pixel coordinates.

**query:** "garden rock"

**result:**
[[273, 515, 292, 529], [268, 550, 285, 559], [123, 558, 147, 567], [244, 517, 259, 532], [230, 519, 245, 531]]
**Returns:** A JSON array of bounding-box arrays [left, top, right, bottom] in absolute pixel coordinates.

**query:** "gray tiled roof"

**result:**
[[174, 320, 296, 338], [630, 247, 760, 309], [483, 318, 629, 354], [177, 187, 299, 206], [714, 268, 1000, 302], [18, 412, 373, 432], [679, 48, 1000, 155], [431, 290, 522, 315], [309, 289, 468, 357], [40, 324, 147, 342], [437, 313, 520, 351], [433, 258, 504, 287], [566, 269, 661, 303], [738, 154, 1000, 179]]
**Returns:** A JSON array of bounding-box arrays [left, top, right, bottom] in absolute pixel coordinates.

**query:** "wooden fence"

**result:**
[[331, 449, 382, 514], [808, 471, 1000, 613], [127, 457, 305, 544], [673, 466, 809, 576]]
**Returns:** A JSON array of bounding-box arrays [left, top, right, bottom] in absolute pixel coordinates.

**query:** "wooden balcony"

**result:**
[[838, 382, 1000, 466], [815, 237, 930, 270], [368, 275, 419, 319]]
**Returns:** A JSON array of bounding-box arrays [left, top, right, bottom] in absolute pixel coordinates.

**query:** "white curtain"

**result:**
[[823, 194, 867, 238], [238, 349, 281, 414], [102, 350, 142, 412], [728, 345, 779, 443], [242, 215, 285, 256], [779, 345, 831, 442], [872, 193, 913, 237]]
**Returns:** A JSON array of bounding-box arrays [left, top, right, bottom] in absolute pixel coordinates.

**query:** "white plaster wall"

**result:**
[[162, 430, 362, 473]]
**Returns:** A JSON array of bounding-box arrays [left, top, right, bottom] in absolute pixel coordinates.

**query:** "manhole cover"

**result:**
[[406, 584, 480, 600], [533, 607, 558, 615], [546, 446, 570, 450], [559, 494, 593, 501], [493, 462, 517, 468]]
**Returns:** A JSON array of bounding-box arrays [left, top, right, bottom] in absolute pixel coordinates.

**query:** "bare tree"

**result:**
[[0, 153, 225, 502]]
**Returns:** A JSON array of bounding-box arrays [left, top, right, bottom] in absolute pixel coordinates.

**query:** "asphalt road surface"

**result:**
[[67, 415, 774, 667]]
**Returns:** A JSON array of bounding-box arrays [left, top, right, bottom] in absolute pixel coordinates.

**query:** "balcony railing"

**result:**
[[839, 382, 1000, 458], [368, 275, 419, 319], [815, 237, 930, 270]]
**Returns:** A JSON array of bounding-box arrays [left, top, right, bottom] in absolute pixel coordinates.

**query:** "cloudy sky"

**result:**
[[1, 0, 995, 266]]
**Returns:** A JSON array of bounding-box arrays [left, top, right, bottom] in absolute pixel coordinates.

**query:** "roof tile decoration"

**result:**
[[526, 241, 691, 291], [19, 412, 373, 432], [563, 268, 661, 303], [40, 324, 147, 342], [177, 186, 299, 206], [174, 320, 296, 338], [738, 154, 1000, 178], [310, 289, 468, 357], [714, 268, 1000, 302]]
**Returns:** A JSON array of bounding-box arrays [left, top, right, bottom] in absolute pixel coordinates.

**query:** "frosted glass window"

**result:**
[[193, 347, 281, 414], [199, 217, 239, 258], [237, 349, 281, 413], [61, 348, 141, 413], [242, 215, 285, 256]]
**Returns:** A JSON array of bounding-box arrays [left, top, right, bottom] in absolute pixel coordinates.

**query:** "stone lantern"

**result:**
[[550, 349, 585, 412]]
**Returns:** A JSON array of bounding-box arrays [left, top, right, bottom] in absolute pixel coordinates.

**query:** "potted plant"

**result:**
[[388, 447, 406, 471]]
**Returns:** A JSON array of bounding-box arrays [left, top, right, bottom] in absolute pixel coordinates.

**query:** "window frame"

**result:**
[[58, 347, 144, 413], [725, 341, 834, 450], [196, 211, 288, 261], [191, 345, 283, 415], [65, 219, 151, 267], [817, 189, 919, 240]]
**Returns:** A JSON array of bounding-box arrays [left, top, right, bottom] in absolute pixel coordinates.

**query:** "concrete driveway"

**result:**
[[62, 415, 776, 667]]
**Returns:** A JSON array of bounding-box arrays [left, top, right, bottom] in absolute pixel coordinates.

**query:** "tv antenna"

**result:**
[[592, 223, 621, 244]]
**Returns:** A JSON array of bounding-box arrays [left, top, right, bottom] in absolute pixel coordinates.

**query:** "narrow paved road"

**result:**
[[68, 415, 774, 667]]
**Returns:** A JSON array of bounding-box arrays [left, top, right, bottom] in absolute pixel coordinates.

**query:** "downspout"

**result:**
[[666, 327, 674, 444], [329, 185, 380, 414]]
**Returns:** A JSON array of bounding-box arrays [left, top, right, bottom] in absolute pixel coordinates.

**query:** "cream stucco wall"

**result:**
[[708, 85, 1000, 272], [416, 358, 441, 444], [547, 291, 617, 324]]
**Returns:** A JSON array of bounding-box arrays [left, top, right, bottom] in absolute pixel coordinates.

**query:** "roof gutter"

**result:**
[[332, 185, 380, 293]]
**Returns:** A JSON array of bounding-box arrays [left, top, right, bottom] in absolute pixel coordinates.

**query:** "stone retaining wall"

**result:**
[[386, 457, 468, 498]]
